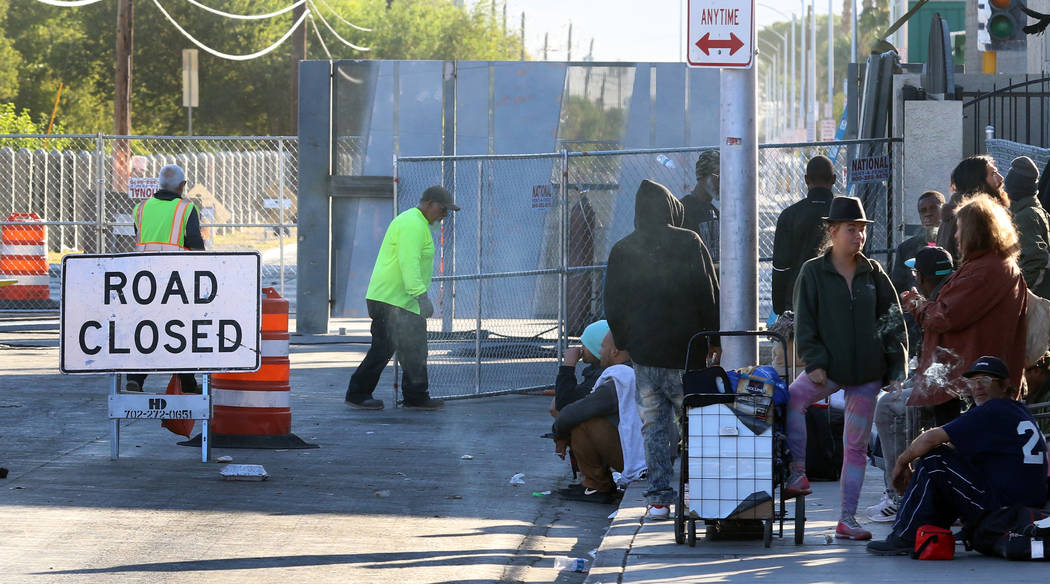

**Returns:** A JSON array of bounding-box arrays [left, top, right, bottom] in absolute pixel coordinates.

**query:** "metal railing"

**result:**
[[0, 134, 299, 312], [394, 138, 900, 398]]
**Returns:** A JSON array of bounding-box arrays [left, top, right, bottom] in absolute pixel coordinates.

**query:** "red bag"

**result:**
[[913, 525, 955, 560], [161, 375, 195, 438]]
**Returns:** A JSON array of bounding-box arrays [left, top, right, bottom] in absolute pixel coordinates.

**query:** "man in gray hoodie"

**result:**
[[605, 179, 720, 520]]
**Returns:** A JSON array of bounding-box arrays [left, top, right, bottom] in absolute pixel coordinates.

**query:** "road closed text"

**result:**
[[77, 270, 243, 356], [60, 252, 261, 373]]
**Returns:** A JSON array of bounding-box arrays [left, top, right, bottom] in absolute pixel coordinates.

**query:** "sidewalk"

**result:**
[[586, 470, 1050, 583]]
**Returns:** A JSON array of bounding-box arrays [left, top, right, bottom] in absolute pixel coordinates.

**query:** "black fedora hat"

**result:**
[[823, 196, 873, 223]]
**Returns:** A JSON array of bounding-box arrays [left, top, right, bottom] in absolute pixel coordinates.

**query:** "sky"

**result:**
[[471, 1, 821, 63]]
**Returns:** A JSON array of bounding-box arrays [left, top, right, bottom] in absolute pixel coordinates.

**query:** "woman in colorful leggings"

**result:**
[[784, 196, 908, 541]]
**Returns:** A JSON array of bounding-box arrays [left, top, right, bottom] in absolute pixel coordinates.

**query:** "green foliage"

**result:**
[[559, 95, 623, 145], [0, 0, 522, 136], [0, 102, 69, 149]]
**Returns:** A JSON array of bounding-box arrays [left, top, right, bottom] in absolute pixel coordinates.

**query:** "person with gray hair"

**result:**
[[132, 164, 205, 252], [125, 163, 205, 393]]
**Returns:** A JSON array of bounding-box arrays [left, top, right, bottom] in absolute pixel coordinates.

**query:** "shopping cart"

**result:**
[[673, 329, 806, 548]]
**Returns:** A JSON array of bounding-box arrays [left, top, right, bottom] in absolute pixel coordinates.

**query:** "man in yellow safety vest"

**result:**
[[125, 164, 205, 394]]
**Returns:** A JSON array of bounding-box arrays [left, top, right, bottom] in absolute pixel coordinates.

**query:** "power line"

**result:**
[[309, 13, 333, 59], [33, 0, 105, 6], [307, 0, 370, 51], [313, 0, 372, 32], [183, 0, 307, 21], [151, 0, 310, 61]]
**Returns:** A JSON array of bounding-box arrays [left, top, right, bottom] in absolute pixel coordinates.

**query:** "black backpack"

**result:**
[[960, 505, 1050, 560]]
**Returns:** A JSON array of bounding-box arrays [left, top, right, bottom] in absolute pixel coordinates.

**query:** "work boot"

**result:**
[[403, 396, 444, 410], [345, 389, 384, 410]]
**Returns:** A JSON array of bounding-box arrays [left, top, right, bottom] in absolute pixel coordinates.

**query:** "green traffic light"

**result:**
[[989, 14, 1015, 40]]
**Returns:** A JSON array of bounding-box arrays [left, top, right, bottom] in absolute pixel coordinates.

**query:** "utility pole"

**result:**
[[791, 14, 796, 133], [807, 1, 817, 141], [799, 3, 806, 137], [290, 2, 307, 133], [544, 32, 548, 60], [520, 12, 525, 60], [851, 0, 857, 64], [115, 0, 133, 136], [567, 22, 573, 61], [827, 0, 833, 121]]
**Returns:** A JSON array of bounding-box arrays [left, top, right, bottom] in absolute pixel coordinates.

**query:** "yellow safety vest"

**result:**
[[133, 197, 195, 251]]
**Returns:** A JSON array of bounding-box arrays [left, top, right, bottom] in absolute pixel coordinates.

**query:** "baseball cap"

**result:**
[[962, 356, 1010, 380], [905, 246, 953, 277], [420, 185, 460, 211]]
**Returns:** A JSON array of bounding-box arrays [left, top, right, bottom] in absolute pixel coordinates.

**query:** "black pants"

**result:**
[[890, 445, 997, 542], [347, 300, 429, 400], [127, 373, 200, 394]]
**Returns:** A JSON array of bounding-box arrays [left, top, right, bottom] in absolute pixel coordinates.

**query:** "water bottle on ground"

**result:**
[[554, 557, 588, 572]]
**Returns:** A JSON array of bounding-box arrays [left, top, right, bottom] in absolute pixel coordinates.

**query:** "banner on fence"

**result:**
[[128, 177, 159, 200], [532, 184, 553, 209], [60, 252, 261, 374], [848, 155, 890, 184]]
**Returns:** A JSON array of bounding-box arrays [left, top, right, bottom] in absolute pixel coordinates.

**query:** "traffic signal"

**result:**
[[978, 0, 1028, 51]]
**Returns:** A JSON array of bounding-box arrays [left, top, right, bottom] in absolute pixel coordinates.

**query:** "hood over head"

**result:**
[[634, 179, 683, 230]]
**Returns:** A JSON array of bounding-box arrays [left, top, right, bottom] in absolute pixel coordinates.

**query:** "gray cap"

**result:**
[[420, 185, 460, 211]]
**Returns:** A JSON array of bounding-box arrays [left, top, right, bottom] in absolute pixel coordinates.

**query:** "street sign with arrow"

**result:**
[[687, 0, 754, 68]]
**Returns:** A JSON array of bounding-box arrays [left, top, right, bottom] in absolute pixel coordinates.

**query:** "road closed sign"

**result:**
[[60, 252, 261, 374], [687, 0, 755, 68]]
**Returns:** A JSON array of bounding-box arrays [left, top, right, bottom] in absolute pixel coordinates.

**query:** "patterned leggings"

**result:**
[[785, 373, 881, 518]]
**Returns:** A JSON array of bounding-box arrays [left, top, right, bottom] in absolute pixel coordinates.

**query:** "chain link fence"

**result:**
[[0, 135, 298, 311], [396, 138, 899, 398]]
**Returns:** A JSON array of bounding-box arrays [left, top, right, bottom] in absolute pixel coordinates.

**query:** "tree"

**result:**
[[1, 0, 523, 136]]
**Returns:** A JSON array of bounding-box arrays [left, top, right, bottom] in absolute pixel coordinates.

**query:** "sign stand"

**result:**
[[108, 373, 213, 461]]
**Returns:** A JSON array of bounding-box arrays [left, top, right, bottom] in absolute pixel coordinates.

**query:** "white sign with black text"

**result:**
[[60, 252, 261, 374]]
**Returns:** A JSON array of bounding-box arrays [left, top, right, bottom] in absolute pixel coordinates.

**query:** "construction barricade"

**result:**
[[0, 213, 57, 309], [196, 287, 315, 449]]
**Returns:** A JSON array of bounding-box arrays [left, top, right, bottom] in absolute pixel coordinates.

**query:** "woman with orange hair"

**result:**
[[903, 195, 1028, 421]]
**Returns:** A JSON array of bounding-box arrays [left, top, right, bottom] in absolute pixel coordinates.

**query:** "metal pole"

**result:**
[[827, 0, 833, 118], [799, 3, 806, 135], [278, 138, 286, 297], [851, 0, 857, 64], [783, 35, 788, 139], [201, 374, 210, 462], [475, 159, 482, 394], [110, 374, 119, 460], [791, 15, 797, 133], [94, 133, 105, 253], [720, 63, 759, 369], [808, 0, 817, 141], [558, 150, 568, 361]]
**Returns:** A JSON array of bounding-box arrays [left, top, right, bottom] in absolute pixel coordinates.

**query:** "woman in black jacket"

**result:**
[[782, 197, 908, 542]]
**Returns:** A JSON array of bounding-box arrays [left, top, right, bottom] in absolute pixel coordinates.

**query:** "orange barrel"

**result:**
[[0, 213, 50, 301], [211, 287, 291, 435]]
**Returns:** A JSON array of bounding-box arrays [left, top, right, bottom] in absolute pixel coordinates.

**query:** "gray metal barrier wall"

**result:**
[[395, 138, 899, 398]]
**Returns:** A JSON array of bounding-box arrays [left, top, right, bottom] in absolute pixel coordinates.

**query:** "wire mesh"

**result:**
[[395, 139, 897, 398], [985, 138, 1050, 176], [0, 135, 298, 312]]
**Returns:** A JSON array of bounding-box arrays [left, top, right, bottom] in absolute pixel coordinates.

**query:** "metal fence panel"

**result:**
[[0, 135, 298, 312], [395, 138, 898, 398]]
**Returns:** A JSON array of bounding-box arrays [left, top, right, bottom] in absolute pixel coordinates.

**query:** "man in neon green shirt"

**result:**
[[345, 186, 459, 410]]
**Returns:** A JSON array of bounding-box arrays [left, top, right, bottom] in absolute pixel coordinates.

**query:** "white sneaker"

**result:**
[[865, 491, 899, 523], [645, 505, 670, 521]]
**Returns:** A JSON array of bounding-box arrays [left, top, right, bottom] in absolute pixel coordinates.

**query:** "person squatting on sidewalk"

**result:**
[[344, 186, 458, 411], [549, 320, 609, 418], [605, 179, 721, 521], [552, 330, 646, 504], [784, 196, 908, 541], [867, 356, 1048, 555]]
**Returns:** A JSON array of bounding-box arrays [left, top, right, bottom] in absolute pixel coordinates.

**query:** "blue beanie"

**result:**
[[580, 320, 610, 359]]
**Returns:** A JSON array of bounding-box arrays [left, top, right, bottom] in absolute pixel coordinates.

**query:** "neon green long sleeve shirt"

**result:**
[[365, 207, 435, 314]]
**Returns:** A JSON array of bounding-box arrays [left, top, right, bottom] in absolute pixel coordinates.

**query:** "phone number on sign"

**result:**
[[123, 410, 194, 419]]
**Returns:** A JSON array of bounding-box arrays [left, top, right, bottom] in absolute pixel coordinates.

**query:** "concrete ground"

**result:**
[[0, 318, 612, 584]]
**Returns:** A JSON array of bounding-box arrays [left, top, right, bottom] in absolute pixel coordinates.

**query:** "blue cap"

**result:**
[[580, 320, 610, 359]]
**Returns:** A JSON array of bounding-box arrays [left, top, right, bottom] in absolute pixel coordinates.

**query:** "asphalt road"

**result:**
[[0, 326, 613, 583]]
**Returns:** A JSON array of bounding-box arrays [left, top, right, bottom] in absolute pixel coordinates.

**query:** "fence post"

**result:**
[[94, 133, 105, 253], [475, 159, 483, 395], [558, 150, 569, 362], [278, 138, 286, 298]]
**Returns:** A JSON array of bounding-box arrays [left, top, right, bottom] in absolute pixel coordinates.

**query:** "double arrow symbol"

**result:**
[[695, 32, 745, 56]]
